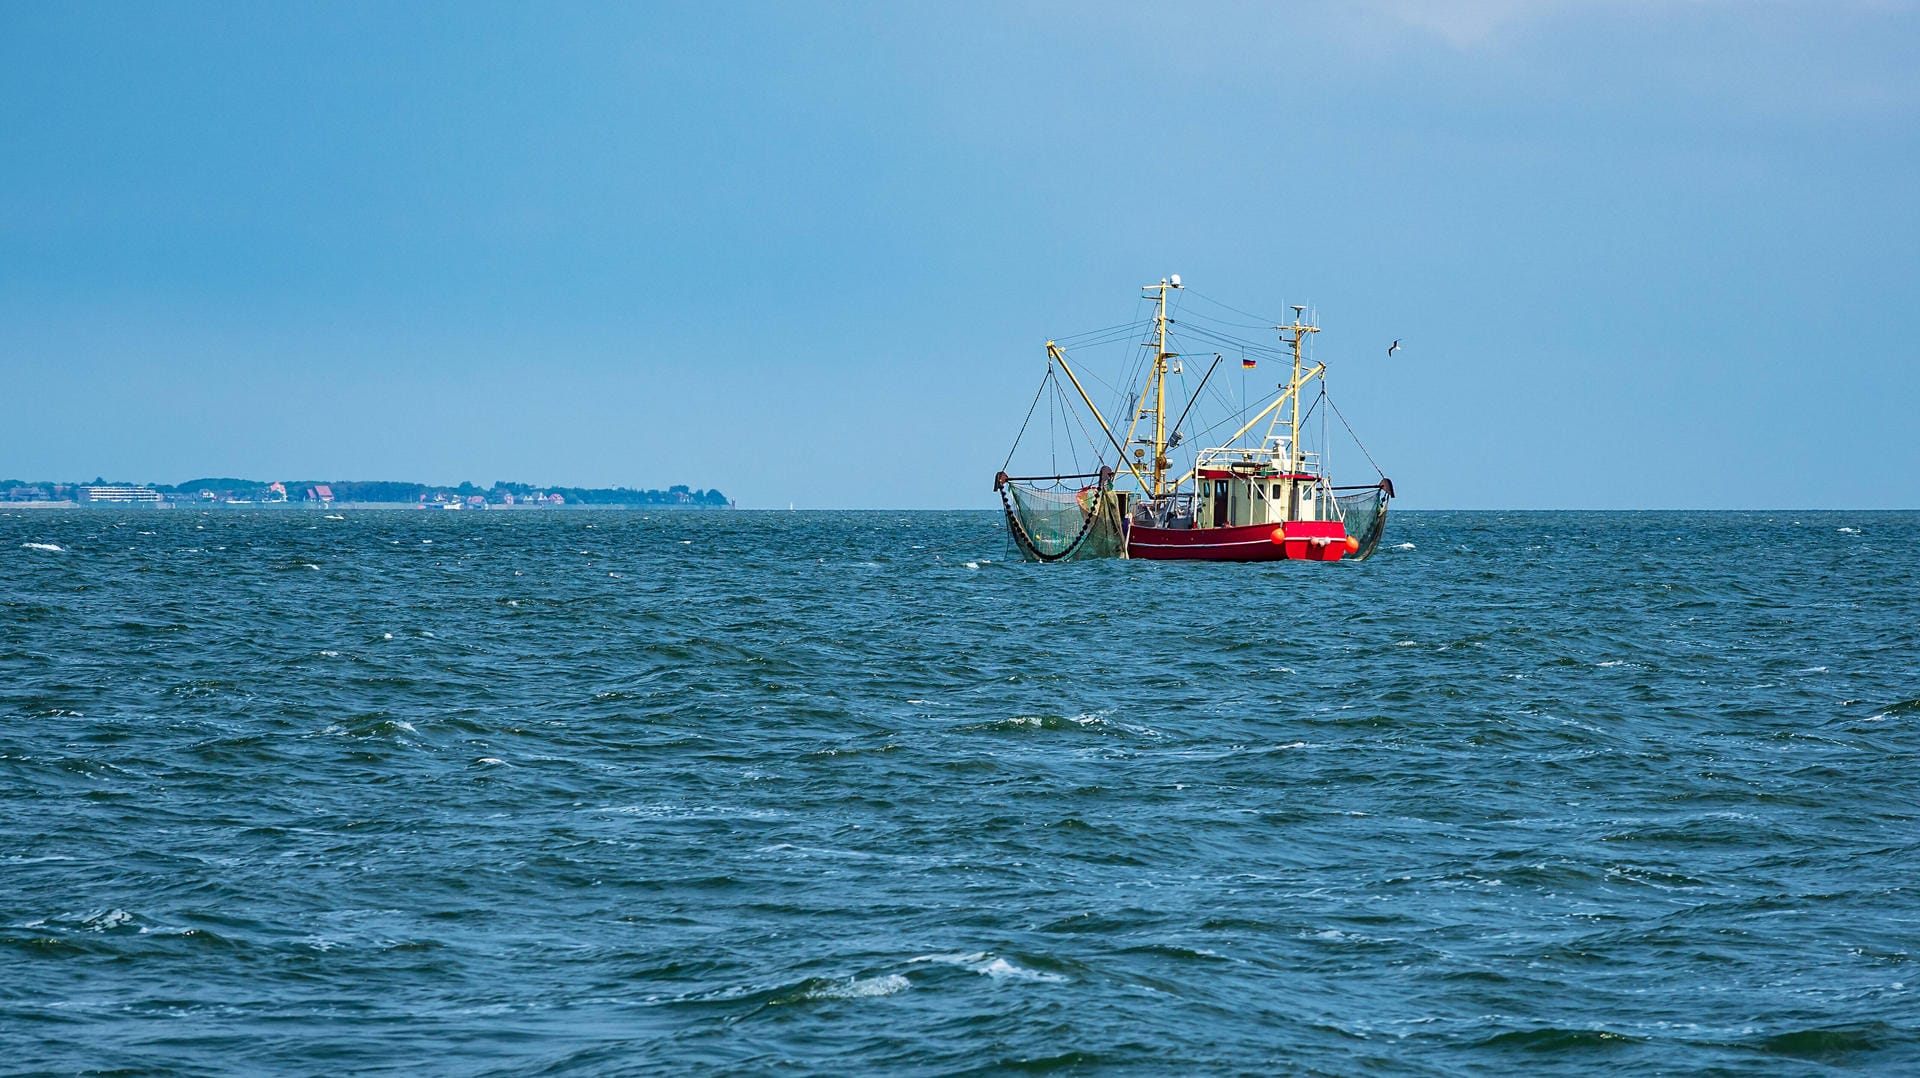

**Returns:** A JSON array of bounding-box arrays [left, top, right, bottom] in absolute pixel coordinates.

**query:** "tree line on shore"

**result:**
[[1, 478, 731, 507]]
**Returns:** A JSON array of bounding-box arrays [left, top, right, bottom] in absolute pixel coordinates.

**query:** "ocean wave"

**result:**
[[909, 952, 1069, 983], [961, 711, 1155, 737], [785, 974, 911, 1002]]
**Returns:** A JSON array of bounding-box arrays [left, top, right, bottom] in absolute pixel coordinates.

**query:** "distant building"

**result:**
[[80, 485, 164, 504], [307, 485, 334, 504]]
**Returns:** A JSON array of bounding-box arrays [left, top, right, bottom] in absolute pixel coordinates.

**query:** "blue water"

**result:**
[[3, 509, 1917, 1075]]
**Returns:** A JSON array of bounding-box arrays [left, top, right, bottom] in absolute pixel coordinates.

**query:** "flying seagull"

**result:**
[[1387, 339, 1402, 357]]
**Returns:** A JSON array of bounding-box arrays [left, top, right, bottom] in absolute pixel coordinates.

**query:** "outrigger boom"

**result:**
[[1045, 341, 1153, 496]]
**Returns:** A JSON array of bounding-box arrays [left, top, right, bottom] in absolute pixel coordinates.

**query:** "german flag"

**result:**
[[1241, 357, 1257, 369]]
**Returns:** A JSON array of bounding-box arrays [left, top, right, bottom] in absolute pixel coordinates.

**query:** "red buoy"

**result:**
[[1270, 527, 1286, 544]]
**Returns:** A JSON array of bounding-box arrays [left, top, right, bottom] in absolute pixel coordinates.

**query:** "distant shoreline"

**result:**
[[2, 479, 732, 510], [0, 501, 731, 511]]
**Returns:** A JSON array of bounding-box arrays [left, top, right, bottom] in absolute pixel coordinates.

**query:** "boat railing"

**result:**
[[1194, 442, 1322, 476]]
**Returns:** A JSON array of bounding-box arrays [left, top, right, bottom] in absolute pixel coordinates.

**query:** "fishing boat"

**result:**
[[994, 276, 1393, 563]]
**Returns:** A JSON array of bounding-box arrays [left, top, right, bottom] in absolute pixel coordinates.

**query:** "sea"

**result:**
[[3, 508, 1916, 1076]]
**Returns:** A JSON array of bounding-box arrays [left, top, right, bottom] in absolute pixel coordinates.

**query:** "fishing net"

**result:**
[[996, 469, 1127, 562], [1333, 484, 1391, 561]]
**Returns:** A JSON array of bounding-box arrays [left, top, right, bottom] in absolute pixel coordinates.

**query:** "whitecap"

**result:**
[[325, 514, 345, 520], [20, 542, 63, 552], [319, 650, 341, 658], [476, 757, 506, 766], [800, 974, 911, 1000], [910, 950, 991, 965], [84, 909, 134, 931], [1838, 527, 1858, 534], [909, 952, 1066, 983], [963, 561, 980, 570], [975, 957, 1066, 983], [1596, 660, 1628, 668], [1393, 541, 1415, 550]]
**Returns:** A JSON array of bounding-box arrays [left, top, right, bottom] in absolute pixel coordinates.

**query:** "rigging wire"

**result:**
[[1001, 367, 1052, 472], [1171, 321, 1289, 357], [1165, 353, 1224, 446], [1015, 289, 1374, 501], [1053, 347, 1118, 397], [1170, 305, 1279, 333], [1048, 367, 1058, 478], [1052, 317, 1155, 344], [1041, 289, 1304, 484], [1067, 389, 1099, 475], [1054, 325, 1156, 349], [1185, 288, 1282, 326], [1325, 391, 1387, 479], [1321, 383, 1331, 478]]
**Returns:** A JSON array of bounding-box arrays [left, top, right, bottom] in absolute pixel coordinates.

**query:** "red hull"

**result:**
[[1127, 520, 1349, 562]]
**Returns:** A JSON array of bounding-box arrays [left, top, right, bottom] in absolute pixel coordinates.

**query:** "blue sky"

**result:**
[[3, 1, 1915, 508]]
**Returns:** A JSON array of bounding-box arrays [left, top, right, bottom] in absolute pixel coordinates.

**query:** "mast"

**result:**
[[1281, 304, 1319, 475], [1140, 275, 1182, 496]]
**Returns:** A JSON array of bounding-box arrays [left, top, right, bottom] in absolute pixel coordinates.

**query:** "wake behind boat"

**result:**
[[995, 276, 1393, 563]]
